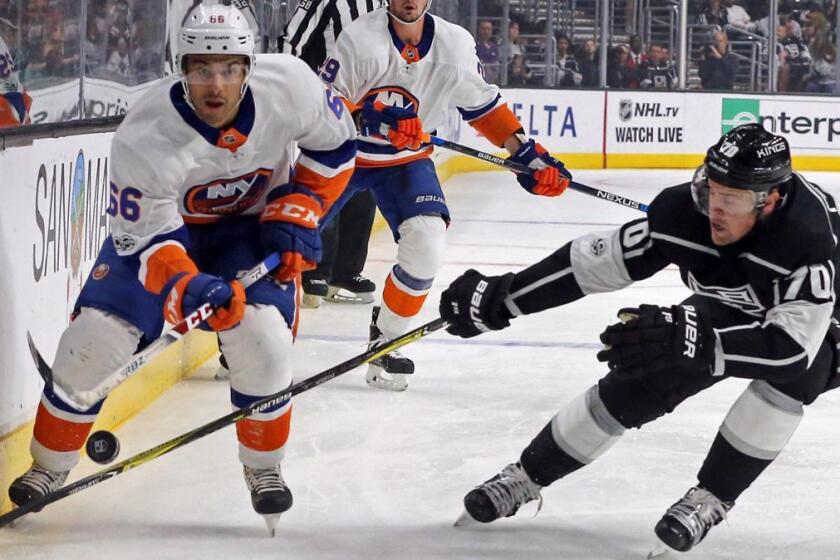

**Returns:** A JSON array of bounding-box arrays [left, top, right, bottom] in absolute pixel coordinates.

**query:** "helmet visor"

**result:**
[[183, 60, 249, 86], [691, 165, 767, 217]]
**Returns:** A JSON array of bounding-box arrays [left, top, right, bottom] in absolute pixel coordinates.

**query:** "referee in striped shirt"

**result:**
[[279, 0, 387, 307], [279, 0, 387, 71]]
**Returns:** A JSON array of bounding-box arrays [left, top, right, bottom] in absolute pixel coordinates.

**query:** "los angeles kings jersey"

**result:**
[[108, 53, 356, 271], [321, 10, 517, 167], [503, 175, 839, 382]]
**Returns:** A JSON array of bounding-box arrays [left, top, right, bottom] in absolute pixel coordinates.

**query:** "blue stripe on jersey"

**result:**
[[3, 92, 27, 121], [299, 139, 357, 169], [457, 93, 502, 121], [169, 83, 255, 146], [387, 13, 435, 60], [230, 386, 291, 412], [358, 139, 432, 154], [44, 384, 105, 414], [393, 264, 434, 290]]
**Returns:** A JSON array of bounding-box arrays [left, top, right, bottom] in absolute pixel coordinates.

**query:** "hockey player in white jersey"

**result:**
[[8, 4, 356, 533], [0, 26, 31, 127], [320, 0, 573, 391]]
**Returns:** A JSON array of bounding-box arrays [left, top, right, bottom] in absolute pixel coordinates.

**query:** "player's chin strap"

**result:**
[[387, 0, 433, 25]]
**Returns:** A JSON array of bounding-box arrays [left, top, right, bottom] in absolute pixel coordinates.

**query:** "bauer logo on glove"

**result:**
[[596, 303, 716, 377]]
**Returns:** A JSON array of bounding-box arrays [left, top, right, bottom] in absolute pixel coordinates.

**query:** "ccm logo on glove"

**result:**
[[262, 201, 319, 227]]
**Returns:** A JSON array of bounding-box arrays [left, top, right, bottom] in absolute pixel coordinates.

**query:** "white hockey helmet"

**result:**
[[176, 3, 256, 104], [387, 0, 433, 24]]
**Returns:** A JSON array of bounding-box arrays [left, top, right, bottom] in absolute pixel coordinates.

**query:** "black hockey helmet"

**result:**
[[692, 124, 792, 215]]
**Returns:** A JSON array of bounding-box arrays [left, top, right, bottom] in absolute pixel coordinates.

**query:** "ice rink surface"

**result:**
[[5, 169, 840, 560]]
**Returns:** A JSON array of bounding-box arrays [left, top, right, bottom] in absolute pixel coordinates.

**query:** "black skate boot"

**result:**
[[457, 461, 543, 525], [326, 274, 376, 304], [301, 276, 328, 309], [654, 486, 732, 552], [243, 464, 293, 536], [8, 463, 69, 511], [366, 306, 414, 391]]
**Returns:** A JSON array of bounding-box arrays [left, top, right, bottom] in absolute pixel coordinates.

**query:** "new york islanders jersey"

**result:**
[[108, 53, 356, 293], [0, 33, 31, 128], [322, 10, 522, 167]]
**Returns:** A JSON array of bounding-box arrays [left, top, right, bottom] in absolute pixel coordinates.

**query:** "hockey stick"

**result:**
[[428, 135, 650, 213], [0, 317, 447, 529], [28, 252, 282, 410]]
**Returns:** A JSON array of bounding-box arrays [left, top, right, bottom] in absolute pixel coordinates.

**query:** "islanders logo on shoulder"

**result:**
[[362, 86, 420, 114], [184, 168, 273, 216]]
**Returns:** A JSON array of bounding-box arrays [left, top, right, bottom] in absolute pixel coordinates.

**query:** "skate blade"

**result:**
[[213, 366, 230, 381], [365, 368, 408, 392], [263, 514, 282, 537], [325, 287, 374, 304], [453, 510, 478, 527], [646, 538, 672, 559]]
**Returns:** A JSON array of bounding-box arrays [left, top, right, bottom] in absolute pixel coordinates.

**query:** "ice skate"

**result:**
[[8, 463, 69, 511], [366, 306, 414, 391], [653, 486, 732, 552], [243, 465, 292, 536], [325, 274, 376, 304], [457, 462, 542, 525], [301, 277, 328, 309]]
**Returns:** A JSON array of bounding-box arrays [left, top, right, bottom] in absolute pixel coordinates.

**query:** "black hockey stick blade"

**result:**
[[0, 317, 448, 529], [26, 331, 53, 391]]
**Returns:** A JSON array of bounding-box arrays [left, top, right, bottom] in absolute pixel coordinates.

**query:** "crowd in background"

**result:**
[[474, 0, 837, 92], [0, 0, 837, 130], [0, 0, 165, 90]]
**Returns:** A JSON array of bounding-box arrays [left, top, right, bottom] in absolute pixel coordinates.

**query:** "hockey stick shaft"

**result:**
[[428, 135, 649, 213], [30, 252, 282, 410], [0, 317, 447, 528]]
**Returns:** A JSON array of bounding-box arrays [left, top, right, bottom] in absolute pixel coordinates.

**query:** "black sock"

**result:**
[[520, 422, 586, 487], [697, 433, 773, 503]]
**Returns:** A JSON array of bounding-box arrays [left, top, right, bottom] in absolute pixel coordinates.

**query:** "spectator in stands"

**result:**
[[577, 38, 599, 87], [699, 29, 739, 89], [779, 3, 803, 38], [776, 21, 811, 91], [554, 33, 582, 87], [508, 53, 534, 86], [107, 0, 133, 62], [696, 0, 728, 26], [607, 44, 630, 88], [0, 22, 32, 128], [475, 19, 499, 84], [131, 23, 163, 82], [623, 34, 646, 88], [106, 36, 130, 77], [83, 16, 106, 76], [639, 43, 677, 88], [722, 0, 753, 30], [802, 11, 837, 92], [504, 20, 524, 61]]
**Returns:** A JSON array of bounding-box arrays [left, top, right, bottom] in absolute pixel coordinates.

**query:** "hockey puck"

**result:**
[[85, 430, 120, 464]]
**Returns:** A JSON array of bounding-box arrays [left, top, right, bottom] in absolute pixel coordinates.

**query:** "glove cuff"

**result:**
[[262, 184, 324, 228]]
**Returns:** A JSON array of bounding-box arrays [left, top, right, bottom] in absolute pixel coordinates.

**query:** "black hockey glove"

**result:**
[[596, 304, 716, 378], [439, 269, 515, 338]]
